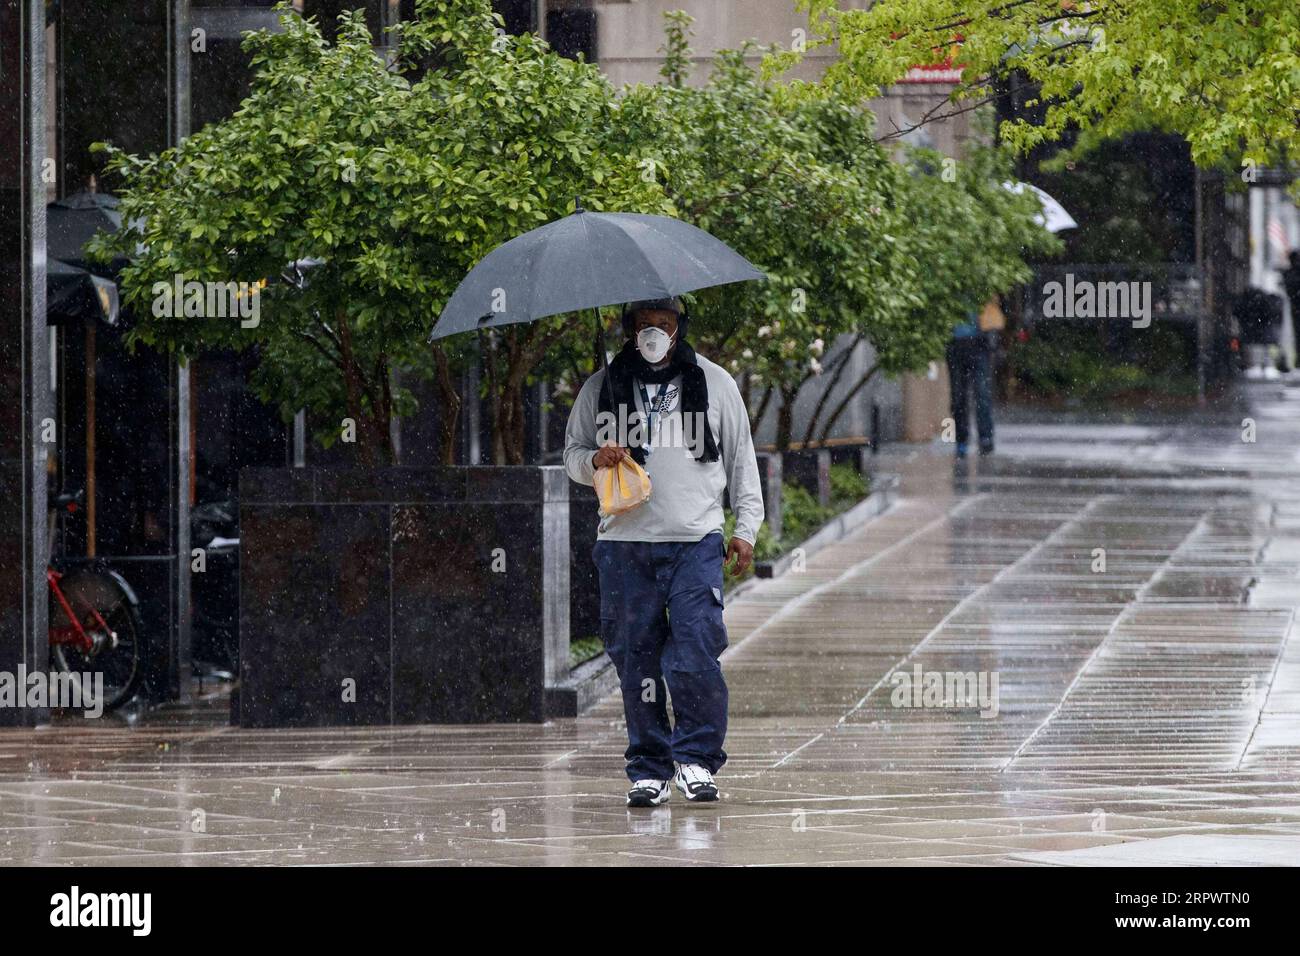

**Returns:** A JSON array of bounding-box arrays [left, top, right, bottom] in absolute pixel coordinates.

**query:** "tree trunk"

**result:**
[[752, 383, 774, 435], [485, 323, 569, 466], [505, 332, 529, 465], [335, 307, 393, 465], [501, 326, 556, 465], [335, 308, 375, 466], [480, 331, 506, 465], [817, 364, 881, 445], [801, 335, 860, 448], [499, 356, 530, 465], [775, 385, 798, 451], [432, 343, 461, 466], [378, 353, 397, 465], [483, 385, 524, 465]]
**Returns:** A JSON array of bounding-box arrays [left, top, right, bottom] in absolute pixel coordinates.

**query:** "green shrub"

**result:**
[[721, 463, 871, 584], [568, 635, 604, 669], [829, 462, 869, 510], [1012, 322, 1198, 402], [780, 482, 835, 546]]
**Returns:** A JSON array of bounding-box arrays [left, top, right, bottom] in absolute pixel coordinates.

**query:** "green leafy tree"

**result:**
[[621, 29, 912, 449], [792, 0, 1300, 178], [1034, 132, 1196, 264], [95, 8, 420, 464], [660, 9, 696, 88], [620, 13, 1054, 449], [397, 1, 672, 463], [95, 0, 668, 465]]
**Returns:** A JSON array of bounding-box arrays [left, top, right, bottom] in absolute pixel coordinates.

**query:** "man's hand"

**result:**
[[592, 445, 628, 469], [725, 536, 754, 577]]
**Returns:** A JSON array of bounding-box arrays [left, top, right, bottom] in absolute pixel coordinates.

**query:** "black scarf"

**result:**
[[597, 339, 720, 465]]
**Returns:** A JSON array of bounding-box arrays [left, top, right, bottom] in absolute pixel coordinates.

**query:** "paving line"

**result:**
[[1232, 606, 1297, 772], [762, 494, 1105, 771], [999, 513, 1211, 773], [770, 732, 825, 769], [725, 495, 982, 665], [832, 494, 1110, 729], [729, 499, 987, 770]]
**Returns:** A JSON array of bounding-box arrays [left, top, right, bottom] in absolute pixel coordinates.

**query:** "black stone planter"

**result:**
[[754, 452, 784, 541], [783, 448, 833, 508], [235, 466, 570, 727], [568, 483, 602, 646]]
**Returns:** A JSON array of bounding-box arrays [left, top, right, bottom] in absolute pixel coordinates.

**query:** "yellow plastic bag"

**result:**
[[594, 456, 652, 516]]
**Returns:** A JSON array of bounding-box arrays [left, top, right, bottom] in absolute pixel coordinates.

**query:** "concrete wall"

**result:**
[[592, 0, 977, 151], [750, 335, 903, 451], [594, 0, 872, 88]]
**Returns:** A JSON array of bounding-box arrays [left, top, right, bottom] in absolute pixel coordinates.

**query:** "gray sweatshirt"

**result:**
[[563, 353, 765, 545]]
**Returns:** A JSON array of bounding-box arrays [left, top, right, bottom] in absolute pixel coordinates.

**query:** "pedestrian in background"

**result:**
[[1234, 287, 1285, 380], [1281, 251, 1300, 367], [946, 295, 1004, 457]]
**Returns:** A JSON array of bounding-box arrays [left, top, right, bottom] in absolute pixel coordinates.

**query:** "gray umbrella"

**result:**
[[48, 191, 128, 275], [427, 207, 765, 342]]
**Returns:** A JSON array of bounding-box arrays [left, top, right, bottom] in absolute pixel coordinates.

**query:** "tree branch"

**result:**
[[818, 363, 881, 445], [801, 335, 860, 447]]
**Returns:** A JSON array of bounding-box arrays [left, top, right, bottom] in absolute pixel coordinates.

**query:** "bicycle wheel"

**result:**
[[50, 566, 144, 712]]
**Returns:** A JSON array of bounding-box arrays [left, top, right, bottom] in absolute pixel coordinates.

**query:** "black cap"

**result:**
[[621, 296, 687, 337], [625, 296, 684, 317]]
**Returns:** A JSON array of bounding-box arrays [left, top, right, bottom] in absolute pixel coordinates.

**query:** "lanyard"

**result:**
[[636, 380, 665, 454]]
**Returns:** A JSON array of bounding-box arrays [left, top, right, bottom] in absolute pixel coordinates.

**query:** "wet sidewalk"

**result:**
[[4, 384, 1300, 866]]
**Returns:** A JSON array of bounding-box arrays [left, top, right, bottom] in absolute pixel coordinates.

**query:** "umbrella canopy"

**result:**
[[47, 191, 129, 274], [1004, 181, 1078, 233], [428, 209, 766, 342], [47, 258, 119, 326]]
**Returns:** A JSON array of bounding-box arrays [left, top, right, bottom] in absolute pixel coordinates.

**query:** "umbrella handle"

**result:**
[[594, 308, 617, 421]]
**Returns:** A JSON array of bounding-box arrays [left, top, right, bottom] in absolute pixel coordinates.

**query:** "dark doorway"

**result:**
[[546, 8, 596, 61]]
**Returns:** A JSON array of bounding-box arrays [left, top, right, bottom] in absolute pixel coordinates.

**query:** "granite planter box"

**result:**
[[568, 484, 602, 645], [754, 452, 784, 541], [235, 466, 570, 727], [782, 448, 833, 508]]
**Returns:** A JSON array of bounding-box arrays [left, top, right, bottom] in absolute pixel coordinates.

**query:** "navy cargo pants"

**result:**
[[593, 531, 729, 782]]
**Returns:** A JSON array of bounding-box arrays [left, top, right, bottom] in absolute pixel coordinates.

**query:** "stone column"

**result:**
[[0, 0, 51, 725], [169, 0, 193, 702]]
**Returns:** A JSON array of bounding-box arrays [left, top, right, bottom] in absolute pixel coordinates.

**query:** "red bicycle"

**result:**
[[48, 490, 144, 711]]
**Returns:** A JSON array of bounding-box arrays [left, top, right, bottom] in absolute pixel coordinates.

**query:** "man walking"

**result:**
[[564, 297, 764, 806], [946, 298, 1001, 457]]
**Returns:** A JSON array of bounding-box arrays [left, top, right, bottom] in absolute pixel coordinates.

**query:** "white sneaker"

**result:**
[[626, 779, 671, 807], [673, 763, 719, 802]]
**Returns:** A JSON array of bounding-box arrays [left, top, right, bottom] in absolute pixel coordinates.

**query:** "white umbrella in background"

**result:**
[[1004, 181, 1078, 233]]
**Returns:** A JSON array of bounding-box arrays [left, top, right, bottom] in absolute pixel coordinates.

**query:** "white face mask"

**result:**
[[636, 326, 675, 364]]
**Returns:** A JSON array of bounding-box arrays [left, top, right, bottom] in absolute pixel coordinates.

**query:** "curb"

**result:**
[[544, 651, 620, 719]]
